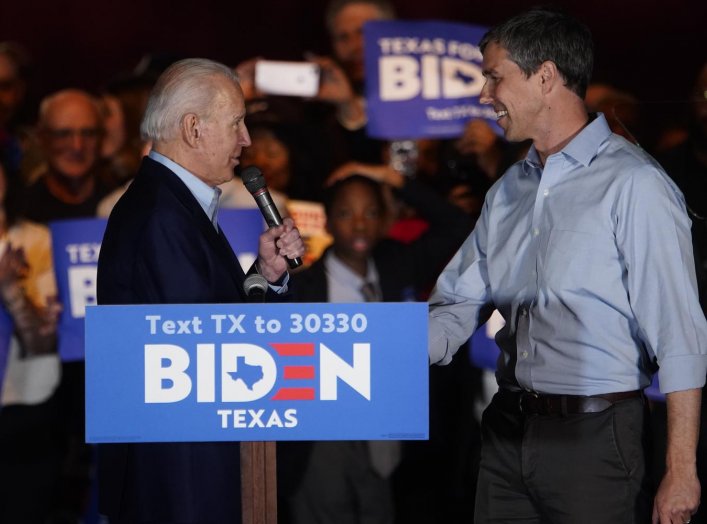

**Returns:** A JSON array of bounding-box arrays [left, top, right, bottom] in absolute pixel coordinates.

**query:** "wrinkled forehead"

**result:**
[[45, 97, 102, 129]]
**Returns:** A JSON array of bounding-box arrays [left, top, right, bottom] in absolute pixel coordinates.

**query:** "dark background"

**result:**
[[1, 0, 704, 121]]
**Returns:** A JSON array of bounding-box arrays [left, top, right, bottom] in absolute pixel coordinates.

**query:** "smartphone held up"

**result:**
[[254, 60, 320, 97]]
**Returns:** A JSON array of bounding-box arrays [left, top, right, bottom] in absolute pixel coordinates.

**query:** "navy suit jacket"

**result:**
[[96, 156, 247, 523]]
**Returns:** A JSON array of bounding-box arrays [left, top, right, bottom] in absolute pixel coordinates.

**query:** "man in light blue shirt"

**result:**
[[428, 8, 707, 524]]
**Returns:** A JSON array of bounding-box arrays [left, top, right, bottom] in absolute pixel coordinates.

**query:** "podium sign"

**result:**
[[86, 302, 428, 442]]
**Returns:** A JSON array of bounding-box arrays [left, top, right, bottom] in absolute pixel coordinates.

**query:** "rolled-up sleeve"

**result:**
[[616, 165, 707, 393]]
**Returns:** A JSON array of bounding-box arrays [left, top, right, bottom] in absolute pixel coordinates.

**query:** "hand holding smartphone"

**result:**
[[254, 60, 320, 97]]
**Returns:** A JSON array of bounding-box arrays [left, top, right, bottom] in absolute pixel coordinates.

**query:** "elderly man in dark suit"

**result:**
[[96, 58, 304, 524]]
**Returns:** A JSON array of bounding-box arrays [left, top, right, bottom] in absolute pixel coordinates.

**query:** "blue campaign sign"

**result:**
[[218, 208, 263, 271], [470, 325, 500, 371], [469, 309, 503, 371], [0, 309, 14, 392], [50, 212, 263, 361], [50, 218, 107, 361], [85, 302, 429, 442], [364, 20, 498, 139]]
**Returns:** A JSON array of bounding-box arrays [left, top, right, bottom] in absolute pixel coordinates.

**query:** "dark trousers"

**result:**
[[289, 441, 394, 524], [474, 390, 653, 524]]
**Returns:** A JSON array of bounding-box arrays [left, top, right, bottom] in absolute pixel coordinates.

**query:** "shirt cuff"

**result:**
[[268, 272, 289, 295], [658, 354, 707, 393], [252, 260, 289, 295]]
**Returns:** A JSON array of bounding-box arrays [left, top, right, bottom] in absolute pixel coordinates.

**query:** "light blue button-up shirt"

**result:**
[[429, 114, 707, 395], [149, 150, 221, 229]]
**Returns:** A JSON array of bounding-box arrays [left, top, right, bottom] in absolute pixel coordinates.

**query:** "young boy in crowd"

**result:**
[[280, 166, 471, 523]]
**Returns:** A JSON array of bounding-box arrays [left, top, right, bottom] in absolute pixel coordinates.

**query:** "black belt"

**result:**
[[497, 389, 643, 416]]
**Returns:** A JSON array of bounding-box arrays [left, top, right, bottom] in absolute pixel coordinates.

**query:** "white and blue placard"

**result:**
[[364, 20, 498, 139], [469, 311, 502, 372], [0, 309, 14, 392], [50, 212, 263, 361], [85, 302, 428, 442], [218, 208, 263, 271], [50, 218, 107, 362]]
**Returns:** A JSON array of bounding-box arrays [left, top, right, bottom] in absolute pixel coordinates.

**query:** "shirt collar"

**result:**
[[148, 150, 221, 227], [522, 147, 543, 175], [324, 250, 379, 289], [560, 112, 612, 167], [521, 112, 612, 175]]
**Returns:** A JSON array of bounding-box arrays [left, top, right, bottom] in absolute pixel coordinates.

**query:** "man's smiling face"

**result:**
[[480, 42, 545, 143]]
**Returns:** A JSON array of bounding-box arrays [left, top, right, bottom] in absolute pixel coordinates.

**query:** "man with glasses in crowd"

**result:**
[[25, 89, 113, 221]]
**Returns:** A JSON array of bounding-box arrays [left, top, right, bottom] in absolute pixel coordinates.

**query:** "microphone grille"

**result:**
[[241, 166, 266, 194], [243, 273, 269, 296]]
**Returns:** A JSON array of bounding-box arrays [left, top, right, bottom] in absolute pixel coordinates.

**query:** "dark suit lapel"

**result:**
[[216, 227, 248, 297], [142, 157, 249, 300]]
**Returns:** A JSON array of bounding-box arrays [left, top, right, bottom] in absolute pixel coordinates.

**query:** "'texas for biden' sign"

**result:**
[[364, 20, 497, 139], [85, 303, 428, 442]]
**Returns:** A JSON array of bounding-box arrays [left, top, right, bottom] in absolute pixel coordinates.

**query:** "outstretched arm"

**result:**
[[653, 388, 701, 524]]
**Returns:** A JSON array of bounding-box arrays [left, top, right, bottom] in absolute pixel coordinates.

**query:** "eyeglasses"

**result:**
[[44, 127, 103, 142]]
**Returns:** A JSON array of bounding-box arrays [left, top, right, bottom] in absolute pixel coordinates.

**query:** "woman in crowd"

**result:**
[[0, 154, 61, 523]]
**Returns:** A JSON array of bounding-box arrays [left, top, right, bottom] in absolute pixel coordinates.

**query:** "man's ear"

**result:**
[[181, 113, 201, 148], [539, 61, 559, 94]]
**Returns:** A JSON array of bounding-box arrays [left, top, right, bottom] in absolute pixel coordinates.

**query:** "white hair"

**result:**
[[140, 58, 238, 143]]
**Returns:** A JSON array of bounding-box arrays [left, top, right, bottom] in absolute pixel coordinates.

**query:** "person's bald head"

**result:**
[[39, 89, 103, 179]]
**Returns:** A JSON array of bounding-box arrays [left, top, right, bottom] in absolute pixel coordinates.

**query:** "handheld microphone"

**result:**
[[243, 273, 268, 302], [241, 166, 302, 269]]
